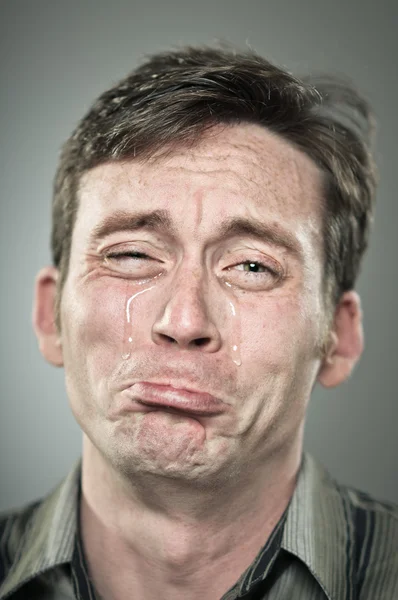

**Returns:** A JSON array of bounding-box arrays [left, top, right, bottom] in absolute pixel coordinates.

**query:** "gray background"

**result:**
[[0, 0, 397, 511]]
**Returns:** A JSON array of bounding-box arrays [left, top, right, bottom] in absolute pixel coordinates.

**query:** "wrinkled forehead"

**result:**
[[77, 123, 325, 244]]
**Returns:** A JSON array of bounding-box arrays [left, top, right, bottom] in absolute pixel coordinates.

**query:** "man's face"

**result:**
[[48, 124, 329, 482]]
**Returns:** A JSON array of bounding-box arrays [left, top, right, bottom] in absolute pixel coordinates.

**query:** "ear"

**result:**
[[317, 291, 364, 388], [32, 266, 64, 367]]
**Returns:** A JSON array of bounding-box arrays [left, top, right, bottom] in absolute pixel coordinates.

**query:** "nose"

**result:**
[[151, 269, 222, 352]]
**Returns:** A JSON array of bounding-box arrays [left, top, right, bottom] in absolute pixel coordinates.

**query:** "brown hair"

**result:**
[[52, 46, 378, 324]]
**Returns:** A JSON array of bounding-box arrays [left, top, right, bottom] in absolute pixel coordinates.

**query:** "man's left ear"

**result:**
[[32, 266, 64, 367], [317, 290, 364, 388]]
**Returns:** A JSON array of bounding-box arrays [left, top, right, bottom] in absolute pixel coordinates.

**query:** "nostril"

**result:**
[[194, 337, 211, 347], [154, 334, 210, 348], [158, 334, 178, 344]]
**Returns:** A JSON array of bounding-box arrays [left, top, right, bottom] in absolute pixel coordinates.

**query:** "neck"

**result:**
[[80, 434, 302, 600]]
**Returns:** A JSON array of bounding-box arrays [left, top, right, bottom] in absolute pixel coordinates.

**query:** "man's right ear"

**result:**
[[32, 266, 64, 367]]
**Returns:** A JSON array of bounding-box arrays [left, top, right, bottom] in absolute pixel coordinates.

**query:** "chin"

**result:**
[[99, 425, 234, 487]]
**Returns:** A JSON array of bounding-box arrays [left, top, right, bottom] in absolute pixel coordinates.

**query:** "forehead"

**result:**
[[77, 123, 324, 242]]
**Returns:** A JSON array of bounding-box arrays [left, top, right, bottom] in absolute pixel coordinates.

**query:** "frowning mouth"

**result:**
[[123, 382, 225, 416]]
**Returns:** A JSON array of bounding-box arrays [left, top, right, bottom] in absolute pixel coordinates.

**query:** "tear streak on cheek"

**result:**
[[122, 283, 158, 360], [223, 281, 242, 367]]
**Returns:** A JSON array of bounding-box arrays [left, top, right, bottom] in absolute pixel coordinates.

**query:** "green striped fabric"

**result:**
[[1, 453, 397, 599]]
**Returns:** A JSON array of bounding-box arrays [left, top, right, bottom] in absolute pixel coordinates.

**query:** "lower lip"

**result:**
[[123, 382, 224, 416]]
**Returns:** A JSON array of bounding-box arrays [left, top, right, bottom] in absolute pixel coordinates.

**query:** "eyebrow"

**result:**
[[91, 210, 303, 261], [91, 210, 176, 240], [218, 218, 304, 261]]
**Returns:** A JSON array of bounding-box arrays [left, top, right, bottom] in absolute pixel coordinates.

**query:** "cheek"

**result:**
[[60, 280, 136, 425], [237, 295, 322, 440], [60, 277, 165, 372], [61, 280, 128, 369], [240, 293, 322, 368]]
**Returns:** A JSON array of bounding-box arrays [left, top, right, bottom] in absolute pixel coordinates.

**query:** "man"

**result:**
[[0, 46, 397, 600]]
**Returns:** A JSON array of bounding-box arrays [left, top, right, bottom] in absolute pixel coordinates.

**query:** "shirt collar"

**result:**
[[1, 453, 352, 600], [282, 452, 352, 600]]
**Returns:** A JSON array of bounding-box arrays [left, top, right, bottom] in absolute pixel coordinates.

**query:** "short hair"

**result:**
[[52, 45, 378, 324]]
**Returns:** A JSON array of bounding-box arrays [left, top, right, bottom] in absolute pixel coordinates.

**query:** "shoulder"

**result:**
[[0, 500, 42, 583], [295, 454, 398, 599], [337, 480, 398, 547], [336, 481, 398, 598], [0, 463, 81, 599]]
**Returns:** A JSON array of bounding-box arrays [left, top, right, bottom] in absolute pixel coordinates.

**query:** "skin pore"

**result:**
[[33, 123, 363, 600]]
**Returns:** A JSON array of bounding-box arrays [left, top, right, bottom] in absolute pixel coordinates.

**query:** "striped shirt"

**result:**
[[0, 453, 397, 599]]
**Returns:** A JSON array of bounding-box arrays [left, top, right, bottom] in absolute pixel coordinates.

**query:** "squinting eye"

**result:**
[[105, 251, 152, 261], [102, 248, 165, 280]]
